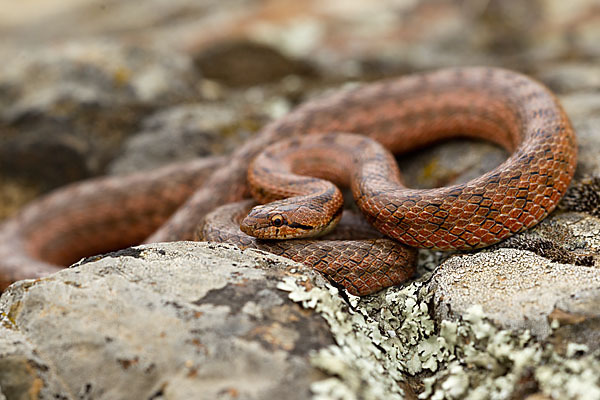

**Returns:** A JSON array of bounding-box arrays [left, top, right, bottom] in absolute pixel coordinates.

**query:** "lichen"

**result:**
[[496, 235, 594, 266], [561, 176, 600, 217], [278, 275, 600, 399], [279, 277, 407, 400]]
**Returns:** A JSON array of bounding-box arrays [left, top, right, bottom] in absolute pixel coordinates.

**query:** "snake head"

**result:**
[[239, 201, 342, 239]]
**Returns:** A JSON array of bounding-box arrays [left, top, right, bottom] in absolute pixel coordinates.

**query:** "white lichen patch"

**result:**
[[278, 276, 600, 400], [536, 353, 600, 400]]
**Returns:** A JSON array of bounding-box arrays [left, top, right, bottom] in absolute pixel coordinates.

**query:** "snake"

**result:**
[[0, 67, 577, 294], [200, 200, 416, 295]]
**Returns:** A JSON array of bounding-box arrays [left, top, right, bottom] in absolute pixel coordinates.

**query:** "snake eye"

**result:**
[[270, 214, 284, 227]]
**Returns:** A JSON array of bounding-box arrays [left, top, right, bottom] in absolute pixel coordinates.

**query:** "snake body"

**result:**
[[201, 201, 416, 296], [242, 124, 574, 250], [0, 158, 224, 288], [0, 67, 577, 293]]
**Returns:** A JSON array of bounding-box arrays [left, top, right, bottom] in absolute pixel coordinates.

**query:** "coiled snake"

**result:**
[[0, 67, 577, 294]]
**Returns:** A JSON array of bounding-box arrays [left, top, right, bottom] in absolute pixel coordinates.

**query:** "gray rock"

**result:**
[[539, 63, 600, 94], [560, 92, 600, 179], [108, 103, 259, 174], [495, 212, 600, 266], [0, 40, 202, 197], [488, 212, 600, 353], [569, 116, 600, 178], [0, 242, 334, 400], [0, 41, 199, 120], [548, 289, 600, 355], [1, 218, 599, 399], [561, 94, 600, 123], [493, 212, 600, 354], [428, 247, 600, 338], [397, 139, 506, 189]]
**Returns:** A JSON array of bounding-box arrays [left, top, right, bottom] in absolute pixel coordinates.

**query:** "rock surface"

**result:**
[[2, 241, 599, 399], [429, 247, 600, 338], [0, 242, 334, 400], [108, 103, 261, 174], [0, 41, 203, 216], [193, 40, 316, 87], [1, 0, 600, 398]]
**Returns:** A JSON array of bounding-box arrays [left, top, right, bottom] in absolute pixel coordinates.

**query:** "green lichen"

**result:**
[[278, 275, 600, 399]]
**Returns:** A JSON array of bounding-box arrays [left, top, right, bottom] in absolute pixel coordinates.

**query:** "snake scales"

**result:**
[[0, 67, 577, 294]]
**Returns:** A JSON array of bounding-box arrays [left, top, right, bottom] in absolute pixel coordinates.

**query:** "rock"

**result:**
[[547, 289, 600, 355], [193, 40, 316, 87], [0, 41, 199, 118], [561, 95, 600, 124], [495, 212, 600, 265], [0, 242, 335, 400], [0, 129, 91, 192], [486, 211, 600, 350], [397, 139, 506, 189], [108, 103, 262, 174], [0, 40, 202, 200], [558, 88, 600, 180], [0, 178, 40, 221], [474, 0, 543, 54], [538, 63, 600, 94], [428, 247, 600, 338], [278, 254, 600, 400], [1, 228, 599, 399], [568, 116, 600, 178], [562, 177, 600, 219]]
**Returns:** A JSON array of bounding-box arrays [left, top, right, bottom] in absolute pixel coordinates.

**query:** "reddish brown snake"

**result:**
[[201, 200, 416, 295], [0, 67, 577, 294]]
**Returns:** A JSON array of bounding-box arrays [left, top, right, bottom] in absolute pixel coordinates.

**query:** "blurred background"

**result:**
[[1, 0, 599, 220]]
